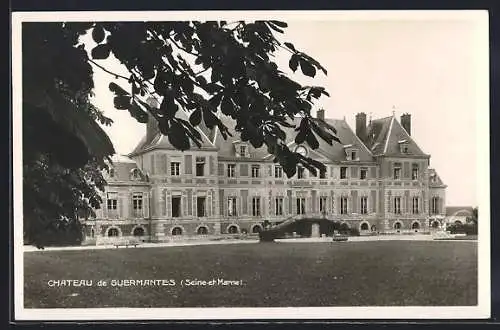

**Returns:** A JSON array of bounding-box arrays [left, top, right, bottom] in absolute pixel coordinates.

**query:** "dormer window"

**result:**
[[398, 140, 409, 154], [239, 145, 247, 157], [130, 168, 141, 180], [235, 142, 248, 158], [343, 145, 359, 161], [297, 166, 305, 179]]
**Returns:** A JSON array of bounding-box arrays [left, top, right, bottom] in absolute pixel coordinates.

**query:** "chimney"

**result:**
[[146, 97, 160, 142], [355, 112, 367, 141], [401, 113, 411, 135], [316, 109, 325, 121]]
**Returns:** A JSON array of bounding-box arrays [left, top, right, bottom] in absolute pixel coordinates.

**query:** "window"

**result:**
[[431, 197, 439, 214], [360, 167, 368, 180], [170, 162, 180, 176], [340, 197, 348, 214], [228, 225, 239, 234], [106, 192, 118, 210], [394, 197, 401, 214], [394, 222, 402, 230], [171, 196, 181, 217], [252, 197, 261, 216], [351, 150, 358, 160], [275, 197, 284, 216], [340, 167, 347, 179], [197, 196, 206, 217], [360, 223, 369, 231], [132, 193, 143, 217], [297, 167, 305, 179], [393, 163, 401, 180], [197, 226, 208, 235], [108, 228, 119, 237], [319, 169, 326, 179], [400, 143, 409, 154], [360, 196, 368, 214], [227, 164, 236, 177], [239, 145, 247, 157], [131, 168, 141, 180], [251, 165, 260, 178], [172, 227, 183, 235], [109, 168, 115, 178], [412, 164, 419, 180], [319, 197, 327, 214], [252, 225, 262, 233], [196, 157, 205, 176], [274, 166, 283, 178], [412, 197, 419, 214], [133, 227, 145, 237], [296, 198, 306, 215], [228, 197, 237, 216], [412, 222, 420, 230]]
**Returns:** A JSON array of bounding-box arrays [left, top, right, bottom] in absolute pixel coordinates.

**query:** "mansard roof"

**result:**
[[365, 115, 427, 157], [106, 155, 148, 182]]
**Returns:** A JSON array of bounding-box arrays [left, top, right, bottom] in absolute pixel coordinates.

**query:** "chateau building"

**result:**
[[81, 107, 447, 244]]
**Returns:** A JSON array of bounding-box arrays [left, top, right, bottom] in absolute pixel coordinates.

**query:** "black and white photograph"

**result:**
[[12, 10, 490, 320]]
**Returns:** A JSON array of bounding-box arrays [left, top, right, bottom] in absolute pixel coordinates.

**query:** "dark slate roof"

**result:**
[[365, 115, 426, 157], [213, 114, 373, 163], [428, 168, 446, 188], [445, 206, 474, 217]]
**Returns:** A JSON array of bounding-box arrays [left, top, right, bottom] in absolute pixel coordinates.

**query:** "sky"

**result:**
[[86, 13, 487, 207]]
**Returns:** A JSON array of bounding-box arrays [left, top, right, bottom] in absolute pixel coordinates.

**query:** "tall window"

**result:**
[[252, 197, 261, 216], [360, 196, 368, 214], [319, 169, 326, 179], [411, 164, 419, 180], [393, 163, 401, 180], [412, 197, 419, 214], [296, 198, 306, 215], [132, 193, 143, 218], [360, 168, 368, 180], [394, 197, 401, 214], [171, 196, 181, 217], [251, 165, 260, 178], [196, 157, 205, 176], [228, 197, 237, 216], [107, 192, 118, 211], [297, 167, 305, 179], [197, 196, 206, 217], [319, 197, 327, 214], [340, 197, 348, 214], [275, 197, 284, 216], [274, 166, 283, 178], [431, 197, 439, 214], [351, 150, 358, 160], [239, 145, 247, 157], [340, 167, 347, 179], [227, 164, 236, 177], [170, 162, 180, 176]]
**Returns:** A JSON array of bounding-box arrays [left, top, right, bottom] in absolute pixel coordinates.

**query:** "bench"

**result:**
[[113, 240, 140, 248]]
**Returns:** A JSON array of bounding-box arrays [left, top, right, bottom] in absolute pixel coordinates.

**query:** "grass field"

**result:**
[[24, 241, 477, 308]]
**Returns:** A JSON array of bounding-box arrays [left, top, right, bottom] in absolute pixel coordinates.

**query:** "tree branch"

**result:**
[[88, 59, 130, 81]]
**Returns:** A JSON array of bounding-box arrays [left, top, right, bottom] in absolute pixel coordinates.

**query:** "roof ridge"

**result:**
[[383, 116, 395, 154]]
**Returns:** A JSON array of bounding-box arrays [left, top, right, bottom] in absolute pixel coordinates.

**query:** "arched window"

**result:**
[[130, 168, 141, 180], [412, 222, 420, 230], [455, 220, 463, 226], [370, 225, 377, 232], [227, 225, 239, 234], [252, 225, 262, 234], [172, 227, 183, 236], [108, 228, 119, 237], [360, 223, 369, 231], [394, 222, 402, 230], [133, 227, 145, 237], [197, 226, 208, 235], [431, 221, 440, 228]]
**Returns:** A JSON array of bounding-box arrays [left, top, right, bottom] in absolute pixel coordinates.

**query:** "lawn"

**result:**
[[24, 241, 477, 308]]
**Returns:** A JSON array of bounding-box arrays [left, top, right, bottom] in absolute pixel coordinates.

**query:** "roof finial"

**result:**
[[392, 105, 396, 117], [369, 112, 373, 125]]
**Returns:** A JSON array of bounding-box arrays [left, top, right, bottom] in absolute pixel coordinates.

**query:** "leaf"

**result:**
[[128, 100, 149, 123], [109, 82, 129, 96], [189, 109, 202, 126], [91, 44, 111, 60], [284, 42, 296, 52], [221, 96, 235, 116], [270, 20, 288, 28], [289, 54, 299, 72], [299, 58, 316, 77], [168, 120, 190, 151], [306, 132, 319, 149], [91, 25, 105, 44], [113, 95, 131, 110]]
